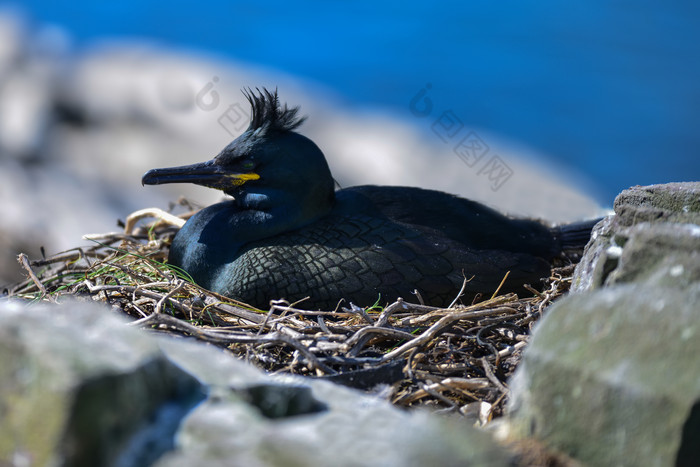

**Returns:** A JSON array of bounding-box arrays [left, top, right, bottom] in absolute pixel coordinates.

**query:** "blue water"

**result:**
[[9, 1, 700, 203]]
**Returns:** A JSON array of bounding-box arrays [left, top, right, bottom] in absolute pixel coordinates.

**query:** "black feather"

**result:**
[[243, 87, 306, 134]]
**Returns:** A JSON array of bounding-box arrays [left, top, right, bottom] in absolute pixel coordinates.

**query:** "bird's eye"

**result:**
[[242, 161, 255, 170]]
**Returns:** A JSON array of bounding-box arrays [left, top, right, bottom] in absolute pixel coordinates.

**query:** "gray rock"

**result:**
[[508, 284, 700, 467], [0, 300, 203, 467], [570, 214, 613, 292], [614, 182, 700, 227], [0, 299, 514, 467], [573, 182, 700, 292], [605, 222, 700, 289], [158, 337, 513, 467]]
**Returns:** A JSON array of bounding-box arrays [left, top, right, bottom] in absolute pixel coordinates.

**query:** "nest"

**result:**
[[6, 205, 577, 425]]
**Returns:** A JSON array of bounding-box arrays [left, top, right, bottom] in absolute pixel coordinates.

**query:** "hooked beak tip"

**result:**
[[141, 169, 156, 186]]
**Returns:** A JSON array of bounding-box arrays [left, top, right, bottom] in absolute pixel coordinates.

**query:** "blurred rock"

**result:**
[[0, 13, 24, 77], [507, 284, 700, 467], [0, 11, 69, 161], [0, 300, 203, 467], [0, 298, 514, 467], [158, 337, 513, 467]]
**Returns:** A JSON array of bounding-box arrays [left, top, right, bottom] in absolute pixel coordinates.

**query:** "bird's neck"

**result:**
[[228, 207, 318, 244], [231, 188, 334, 243]]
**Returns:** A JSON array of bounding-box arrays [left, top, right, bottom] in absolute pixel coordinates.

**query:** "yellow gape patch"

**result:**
[[228, 172, 261, 186]]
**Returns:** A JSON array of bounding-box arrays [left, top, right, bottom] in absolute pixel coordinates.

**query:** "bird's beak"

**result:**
[[142, 160, 260, 191]]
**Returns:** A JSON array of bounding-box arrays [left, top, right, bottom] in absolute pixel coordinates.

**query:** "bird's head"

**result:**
[[143, 88, 335, 223]]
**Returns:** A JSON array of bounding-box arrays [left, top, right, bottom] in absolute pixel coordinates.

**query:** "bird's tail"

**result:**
[[556, 217, 604, 250]]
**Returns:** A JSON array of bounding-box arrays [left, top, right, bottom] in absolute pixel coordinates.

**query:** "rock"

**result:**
[[0, 299, 514, 467], [570, 215, 613, 291], [0, 300, 204, 467], [508, 182, 700, 465], [158, 337, 513, 467], [614, 182, 700, 227], [604, 222, 700, 289], [572, 182, 700, 292], [507, 284, 700, 467]]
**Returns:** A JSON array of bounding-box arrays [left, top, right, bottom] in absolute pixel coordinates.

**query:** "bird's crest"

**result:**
[[243, 87, 306, 134]]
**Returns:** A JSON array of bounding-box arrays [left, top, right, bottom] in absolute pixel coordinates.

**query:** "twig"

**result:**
[[132, 312, 335, 374], [345, 326, 417, 357], [490, 270, 511, 299], [155, 280, 186, 314], [448, 274, 475, 309], [481, 357, 508, 394], [17, 253, 56, 303], [381, 305, 518, 363], [343, 302, 375, 325], [123, 207, 186, 235], [375, 298, 410, 327]]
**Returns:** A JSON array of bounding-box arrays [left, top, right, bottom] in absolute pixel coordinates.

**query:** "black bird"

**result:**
[[143, 88, 596, 310]]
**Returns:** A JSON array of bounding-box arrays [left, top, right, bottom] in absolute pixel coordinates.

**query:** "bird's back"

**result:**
[[209, 186, 556, 310], [336, 186, 561, 257]]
